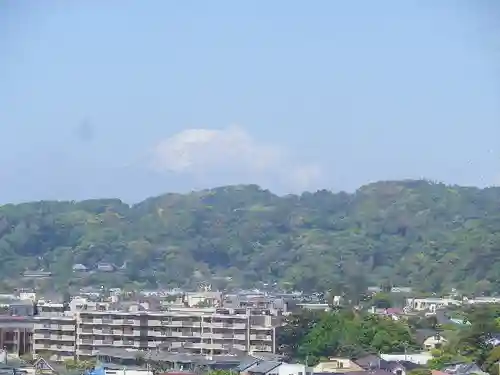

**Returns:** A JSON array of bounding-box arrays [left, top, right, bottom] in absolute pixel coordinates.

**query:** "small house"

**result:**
[[72, 264, 88, 272], [97, 262, 115, 272], [415, 329, 448, 351]]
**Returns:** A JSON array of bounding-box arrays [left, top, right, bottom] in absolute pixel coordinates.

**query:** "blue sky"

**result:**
[[1, 1, 499, 202]]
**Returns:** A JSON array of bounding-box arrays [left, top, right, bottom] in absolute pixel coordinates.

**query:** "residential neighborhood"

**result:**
[[0, 287, 497, 375]]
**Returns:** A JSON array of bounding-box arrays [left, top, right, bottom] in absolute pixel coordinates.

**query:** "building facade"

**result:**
[[0, 316, 34, 356], [34, 307, 278, 361], [33, 313, 77, 361]]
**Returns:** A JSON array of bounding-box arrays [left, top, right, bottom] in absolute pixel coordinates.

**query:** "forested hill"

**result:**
[[1, 180, 500, 294]]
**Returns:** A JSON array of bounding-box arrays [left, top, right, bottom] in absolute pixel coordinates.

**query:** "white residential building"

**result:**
[[33, 306, 279, 361], [406, 298, 461, 311], [33, 312, 77, 361]]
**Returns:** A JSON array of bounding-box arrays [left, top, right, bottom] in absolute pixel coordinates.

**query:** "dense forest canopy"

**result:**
[[277, 308, 418, 364], [277, 303, 500, 372], [1, 179, 500, 293]]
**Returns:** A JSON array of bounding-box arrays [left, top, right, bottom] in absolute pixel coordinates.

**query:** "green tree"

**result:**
[[294, 310, 417, 365], [276, 309, 324, 360], [483, 346, 500, 375], [427, 348, 469, 370], [207, 371, 233, 375], [64, 359, 95, 371], [2, 181, 500, 292]]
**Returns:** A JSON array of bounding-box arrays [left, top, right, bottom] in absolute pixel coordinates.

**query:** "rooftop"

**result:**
[[97, 347, 252, 365], [0, 315, 36, 328]]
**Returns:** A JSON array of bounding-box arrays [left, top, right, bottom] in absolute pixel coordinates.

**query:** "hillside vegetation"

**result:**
[[1, 180, 500, 293]]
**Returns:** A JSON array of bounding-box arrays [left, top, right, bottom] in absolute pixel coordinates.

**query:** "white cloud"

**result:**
[[150, 125, 323, 191]]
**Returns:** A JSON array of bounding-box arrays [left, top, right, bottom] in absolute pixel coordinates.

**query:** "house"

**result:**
[[8, 299, 36, 316], [313, 357, 364, 373], [354, 355, 421, 375], [72, 263, 88, 272], [449, 318, 471, 326], [0, 358, 36, 375], [372, 307, 404, 320], [380, 361, 408, 375], [395, 361, 424, 372], [391, 287, 413, 293], [354, 355, 390, 371], [32, 357, 66, 375], [441, 362, 488, 375], [435, 311, 470, 326], [236, 358, 261, 373], [22, 270, 52, 279], [466, 297, 500, 305], [367, 287, 412, 294], [422, 335, 447, 350], [244, 361, 311, 375], [276, 364, 311, 375], [245, 361, 281, 375], [380, 353, 432, 365], [484, 333, 500, 346], [415, 329, 448, 351], [406, 298, 461, 312], [97, 262, 115, 272]]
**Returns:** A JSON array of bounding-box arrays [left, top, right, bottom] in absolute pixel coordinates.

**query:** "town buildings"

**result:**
[[33, 305, 279, 362], [0, 316, 34, 356]]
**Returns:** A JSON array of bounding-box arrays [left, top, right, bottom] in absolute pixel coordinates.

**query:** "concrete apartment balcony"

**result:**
[[35, 323, 76, 331], [76, 348, 99, 356], [34, 342, 75, 351], [250, 334, 272, 341], [250, 344, 273, 352]]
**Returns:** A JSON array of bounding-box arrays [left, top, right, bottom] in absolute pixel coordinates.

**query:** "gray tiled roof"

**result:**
[[442, 363, 488, 375], [247, 361, 281, 374], [415, 329, 439, 345], [97, 347, 250, 366], [235, 358, 259, 371], [354, 355, 391, 370]]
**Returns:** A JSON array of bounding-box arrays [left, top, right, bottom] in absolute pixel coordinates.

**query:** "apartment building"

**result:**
[[34, 307, 279, 361], [406, 297, 461, 311], [223, 294, 286, 312], [33, 312, 77, 361], [0, 316, 34, 356]]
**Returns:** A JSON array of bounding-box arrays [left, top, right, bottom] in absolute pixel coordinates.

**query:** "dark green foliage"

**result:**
[[1, 180, 500, 291], [428, 304, 500, 370], [483, 346, 500, 375], [454, 305, 500, 364], [276, 309, 325, 360], [279, 309, 417, 365]]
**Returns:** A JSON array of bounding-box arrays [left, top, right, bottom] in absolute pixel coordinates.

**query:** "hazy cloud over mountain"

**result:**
[[1, 2, 498, 202], [150, 126, 323, 192]]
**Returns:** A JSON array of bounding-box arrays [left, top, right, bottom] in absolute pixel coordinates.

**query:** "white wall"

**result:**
[[277, 363, 310, 375], [105, 369, 153, 375], [380, 353, 432, 365]]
